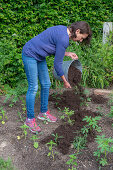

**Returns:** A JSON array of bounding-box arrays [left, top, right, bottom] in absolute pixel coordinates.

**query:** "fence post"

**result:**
[[103, 22, 112, 44]]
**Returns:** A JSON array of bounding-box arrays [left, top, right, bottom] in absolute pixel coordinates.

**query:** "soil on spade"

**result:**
[[0, 67, 113, 170]]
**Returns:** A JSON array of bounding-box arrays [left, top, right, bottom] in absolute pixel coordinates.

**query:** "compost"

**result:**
[[68, 66, 82, 86]]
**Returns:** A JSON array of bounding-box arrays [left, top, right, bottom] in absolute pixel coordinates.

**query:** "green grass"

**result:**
[[0, 157, 15, 170]]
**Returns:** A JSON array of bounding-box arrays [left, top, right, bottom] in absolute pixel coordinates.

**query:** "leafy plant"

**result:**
[[66, 153, 78, 170], [94, 135, 113, 166], [47, 140, 58, 161], [73, 134, 87, 150], [60, 107, 75, 125], [82, 116, 102, 132], [51, 133, 63, 144], [0, 107, 7, 124], [30, 134, 40, 149]]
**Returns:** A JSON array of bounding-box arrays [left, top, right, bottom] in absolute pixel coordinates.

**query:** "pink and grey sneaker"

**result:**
[[37, 110, 57, 122], [25, 118, 41, 133]]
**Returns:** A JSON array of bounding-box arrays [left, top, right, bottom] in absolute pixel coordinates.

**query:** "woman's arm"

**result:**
[[61, 75, 71, 88]]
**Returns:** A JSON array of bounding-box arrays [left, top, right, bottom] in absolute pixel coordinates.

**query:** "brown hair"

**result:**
[[68, 21, 92, 44]]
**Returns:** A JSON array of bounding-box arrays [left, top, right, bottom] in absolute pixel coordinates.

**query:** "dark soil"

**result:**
[[41, 109, 99, 155], [44, 87, 102, 155], [90, 94, 108, 104]]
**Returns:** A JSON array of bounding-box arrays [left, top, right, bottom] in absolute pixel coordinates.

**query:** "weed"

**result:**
[[47, 140, 58, 161], [94, 135, 113, 166], [73, 134, 87, 150], [0, 107, 7, 124]]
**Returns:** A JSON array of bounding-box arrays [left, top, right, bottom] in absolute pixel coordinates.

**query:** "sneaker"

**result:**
[[25, 118, 41, 133], [37, 110, 57, 122]]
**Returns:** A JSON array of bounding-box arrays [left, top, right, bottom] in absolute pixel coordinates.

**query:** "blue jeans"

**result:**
[[22, 54, 51, 119]]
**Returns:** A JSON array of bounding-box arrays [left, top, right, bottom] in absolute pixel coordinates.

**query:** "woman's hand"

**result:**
[[64, 81, 71, 88], [65, 52, 78, 60], [61, 75, 71, 88]]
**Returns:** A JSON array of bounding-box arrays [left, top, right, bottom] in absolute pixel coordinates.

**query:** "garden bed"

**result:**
[[0, 86, 113, 170]]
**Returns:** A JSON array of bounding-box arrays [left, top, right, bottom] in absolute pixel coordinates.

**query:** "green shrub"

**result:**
[[0, 0, 113, 89]]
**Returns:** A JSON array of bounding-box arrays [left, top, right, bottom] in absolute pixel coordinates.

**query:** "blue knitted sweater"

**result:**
[[22, 25, 69, 76]]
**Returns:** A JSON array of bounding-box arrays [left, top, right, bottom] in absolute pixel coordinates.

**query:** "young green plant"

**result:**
[[82, 116, 102, 132], [47, 140, 58, 161], [51, 133, 63, 144], [93, 135, 113, 166], [19, 124, 29, 139], [60, 107, 75, 125], [30, 134, 40, 149], [66, 153, 78, 170], [0, 107, 7, 124]]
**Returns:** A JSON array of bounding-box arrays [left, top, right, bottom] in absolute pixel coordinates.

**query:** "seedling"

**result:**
[[20, 97, 26, 114], [82, 116, 102, 132], [17, 111, 25, 122], [94, 135, 113, 166], [66, 131, 85, 170], [20, 124, 29, 139], [0, 107, 7, 124], [81, 125, 89, 136], [66, 153, 78, 170], [87, 97, 91, 102], [47, 140, 58, 161], [30, 134, 40, 149], [51, 133, 63, 144], [60, 107, 75, 125]]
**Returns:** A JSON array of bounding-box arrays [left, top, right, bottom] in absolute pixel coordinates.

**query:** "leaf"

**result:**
[[47, 152, 51, 157], [17, 136, 21, 140], [2, 121, 5, 124], [34, 142, 39, 149]]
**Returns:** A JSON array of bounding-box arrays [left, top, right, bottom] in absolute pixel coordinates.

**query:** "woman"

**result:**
[[22, 21, 92, 133]]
